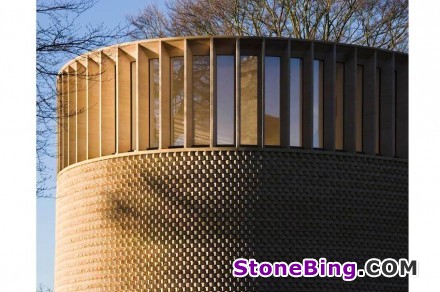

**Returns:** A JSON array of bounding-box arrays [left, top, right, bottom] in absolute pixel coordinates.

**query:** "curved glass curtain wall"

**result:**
[[57, 37, 408, 172], [192, 56, 210, 146]]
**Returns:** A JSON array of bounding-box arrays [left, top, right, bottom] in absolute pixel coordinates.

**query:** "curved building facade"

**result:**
[[56, 36, 408, 291]]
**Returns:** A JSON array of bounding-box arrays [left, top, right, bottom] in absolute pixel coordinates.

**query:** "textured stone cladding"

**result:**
[[55, 149, 408, 291]]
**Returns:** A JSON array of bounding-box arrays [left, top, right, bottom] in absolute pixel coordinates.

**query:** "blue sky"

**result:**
[[76, 0, 166, 31], [37, 0, 166, 289]]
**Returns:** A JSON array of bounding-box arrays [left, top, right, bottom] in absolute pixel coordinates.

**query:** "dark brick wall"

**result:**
[[56, 149, 408, 291]]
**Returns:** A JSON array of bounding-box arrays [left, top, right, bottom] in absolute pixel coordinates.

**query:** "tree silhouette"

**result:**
[[128, 0, 408, 52], [37, 0, 124, 197]]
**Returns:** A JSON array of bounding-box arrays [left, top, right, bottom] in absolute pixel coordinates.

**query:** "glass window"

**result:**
[[170, 56, 184, 146], [240, 55, 258, 145], [193, 56, 210, 145], [149, 59, 159, 148], [335, 62, 344, 150], [264, 56, 281, 146], [290, 58, 302, 147], [216, 56, 235, 145], [313, 60, 323, 148], [356, 65, 363, 152]]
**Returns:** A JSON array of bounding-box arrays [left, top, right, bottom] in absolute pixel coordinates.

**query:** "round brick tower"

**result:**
[[55, 36, 408, 291]]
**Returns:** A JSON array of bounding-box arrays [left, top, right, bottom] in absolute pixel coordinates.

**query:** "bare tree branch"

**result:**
[[36, 0, 126, 198], [126, 0, 408, 52]]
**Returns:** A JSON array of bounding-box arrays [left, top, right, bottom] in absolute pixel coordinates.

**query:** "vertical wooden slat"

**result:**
[[68, 66, 76, 165], [76, 62, 87, 162], [56, 77, 62, 172], [159, 41, 171, 149], [335, 61, 344, 150], [87, 57, 100, 159], [375, 67, 381, 154], [343, 47, 357, 153], [62, 72, 69, 168], [323, 44, 336, 150], [379, 52, 395, 156], [363, 50, 377, 155], [100, 52, 116, 156], [235, 38, 241, 147], [210, 38, 216, 147], [131, 61, 137, 151], [137, 44, 149, 150], [280, 40, 291, 148], [184, 39, 193, 148], [395, 54, 408, 158], [117, 48, 132, 152], [259, 39, 265, 147]]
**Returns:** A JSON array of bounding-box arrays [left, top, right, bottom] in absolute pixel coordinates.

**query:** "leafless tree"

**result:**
[[38, 0, 407, 195], [37, 0, 124, 197], [127, 0, 408, 52], [37, 283, 53, 292]]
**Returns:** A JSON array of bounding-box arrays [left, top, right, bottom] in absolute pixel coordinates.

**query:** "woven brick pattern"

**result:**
[[55, 149, 408, 291]]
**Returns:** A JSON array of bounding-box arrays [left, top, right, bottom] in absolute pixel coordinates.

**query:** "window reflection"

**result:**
[[335, 62, 344, 150], [240, 55, 258, 145], [290, 58, 302, 147], [264, 56, 280, 146], [193, 56, 210, 145], [170, 57, 184, 146], [149, 59, 159, 148], [313, 60, 323, 148], [356, 65, 363, 152], [216, 56, 235, 145]]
